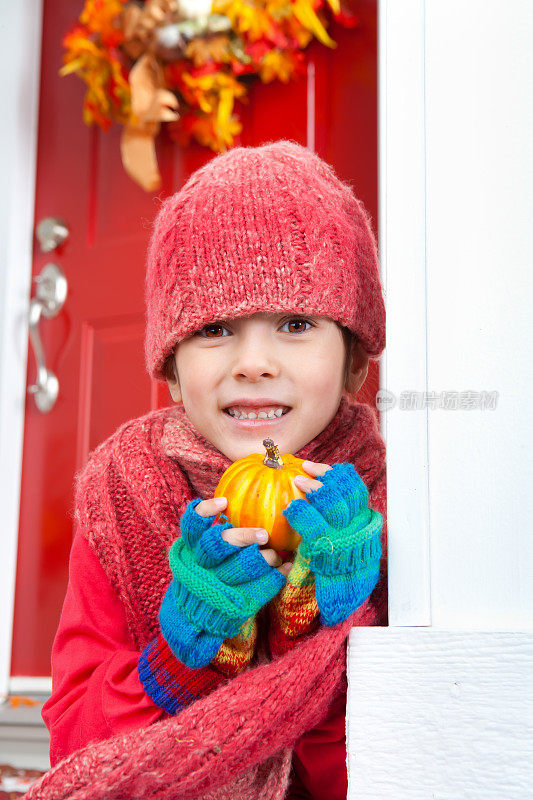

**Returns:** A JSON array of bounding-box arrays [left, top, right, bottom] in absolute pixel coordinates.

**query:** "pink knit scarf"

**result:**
[[25, 392, 387, 800]]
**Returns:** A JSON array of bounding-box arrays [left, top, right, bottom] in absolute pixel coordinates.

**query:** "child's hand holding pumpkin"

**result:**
[[281, 460, 383, 627], [158, 496, 291, 671]]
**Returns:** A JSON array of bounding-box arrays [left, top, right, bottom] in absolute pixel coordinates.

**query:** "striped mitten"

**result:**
[[268, 546, 320, 657], [138, 613, 258, 717], [281, 462, 382, 627], [158, 498, 286, 668], [210, 615, 258, 677], [138, 633, 225, 715]]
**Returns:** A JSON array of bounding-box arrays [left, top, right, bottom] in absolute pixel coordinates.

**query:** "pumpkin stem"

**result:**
[[263, 438, 284, 468]]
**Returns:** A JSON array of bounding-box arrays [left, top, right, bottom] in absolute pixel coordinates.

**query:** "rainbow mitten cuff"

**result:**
[[159, 498, 286, 669], [211, 615, 258, 677], [282, 463, 382, 627], [138, 633, 224, 715], [268, 547, 320, 657]]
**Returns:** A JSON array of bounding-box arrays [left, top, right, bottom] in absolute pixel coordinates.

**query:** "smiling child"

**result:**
[[37, 140, 387, 800]]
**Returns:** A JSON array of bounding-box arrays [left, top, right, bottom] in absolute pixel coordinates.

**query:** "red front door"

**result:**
[[11, 0, 379, 677]]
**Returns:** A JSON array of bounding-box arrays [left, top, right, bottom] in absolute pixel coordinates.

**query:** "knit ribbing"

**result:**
[[160, 544, 285, 667], [268, 548, 320, 657], [211, 616, 258, 677], [159, 500, 286, 667], [138, 633, 225, 715], [282, 461, 383, 627]]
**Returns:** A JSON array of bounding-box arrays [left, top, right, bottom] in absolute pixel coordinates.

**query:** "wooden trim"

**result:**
[[0, 1, 44, 696], [8, 677, 52, 696], [378, 0, 431, 626]]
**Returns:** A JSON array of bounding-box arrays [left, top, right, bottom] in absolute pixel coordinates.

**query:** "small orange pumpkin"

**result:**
[[213, 438, 308, 552]]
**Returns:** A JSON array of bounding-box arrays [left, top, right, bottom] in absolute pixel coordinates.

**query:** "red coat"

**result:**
[[42, 527, 348, 800]]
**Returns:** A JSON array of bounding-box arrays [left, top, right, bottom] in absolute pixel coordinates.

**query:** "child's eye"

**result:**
[[195, 323, 229, 338], [280, 318, 314, 334], [195, 318, 314, 338]]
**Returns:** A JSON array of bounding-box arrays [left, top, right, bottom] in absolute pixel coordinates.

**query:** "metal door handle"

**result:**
[[27, 263, 68, 413], [36, 216, 69, 253]]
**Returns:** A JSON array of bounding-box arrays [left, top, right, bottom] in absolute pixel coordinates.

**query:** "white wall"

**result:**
[[347, 1, 533, 797], [379, 0, 533, 630], [348, 628, 533, 799], [423, 0, 533, 628]]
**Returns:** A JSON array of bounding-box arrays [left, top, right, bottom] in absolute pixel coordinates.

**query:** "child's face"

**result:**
[[167, 312, 367, 462]]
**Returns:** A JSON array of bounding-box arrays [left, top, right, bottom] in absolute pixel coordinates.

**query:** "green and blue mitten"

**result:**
[[282, 463, 382, 627], [158, 498, 286, 668]]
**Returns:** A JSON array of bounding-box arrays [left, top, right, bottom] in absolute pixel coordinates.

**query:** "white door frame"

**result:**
[[378, 0, 432, 627], [0, 0, 45, 699]]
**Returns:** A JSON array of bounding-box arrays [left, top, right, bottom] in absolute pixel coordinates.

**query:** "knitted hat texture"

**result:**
[[144, 139, 386, 382]]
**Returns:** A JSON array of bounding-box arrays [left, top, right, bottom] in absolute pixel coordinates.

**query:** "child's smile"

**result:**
[[222, 398, 292, 426]]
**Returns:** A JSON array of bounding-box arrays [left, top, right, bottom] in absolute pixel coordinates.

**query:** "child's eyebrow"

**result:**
[[216, 314, 319, 324], [189, 315, 322, 337]]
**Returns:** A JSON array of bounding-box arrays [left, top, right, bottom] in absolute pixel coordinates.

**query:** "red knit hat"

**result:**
[[144, 139, 386, 382]]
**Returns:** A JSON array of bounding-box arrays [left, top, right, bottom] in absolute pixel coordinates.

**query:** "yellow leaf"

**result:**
[[59, 59, 85, 76], [324, 0, 340, 15], [292, 0, 337, 48]]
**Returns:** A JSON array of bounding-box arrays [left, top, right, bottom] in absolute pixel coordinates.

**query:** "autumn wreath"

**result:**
[[60, 0, 359, 190]]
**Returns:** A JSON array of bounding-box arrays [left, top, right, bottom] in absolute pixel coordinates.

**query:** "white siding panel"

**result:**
[[424, 0, 533, 628], [378, 0, 431, 627], [347, 628, 533, 799]]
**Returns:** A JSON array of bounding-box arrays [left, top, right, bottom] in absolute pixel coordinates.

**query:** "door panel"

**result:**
[[78, 314, 148, 458]]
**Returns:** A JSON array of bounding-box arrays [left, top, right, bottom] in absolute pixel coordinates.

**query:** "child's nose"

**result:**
[[230, 346, 281, 380]]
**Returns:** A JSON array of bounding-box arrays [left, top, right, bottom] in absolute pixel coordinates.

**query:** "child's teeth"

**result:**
[[227, 406, 289, 419]]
